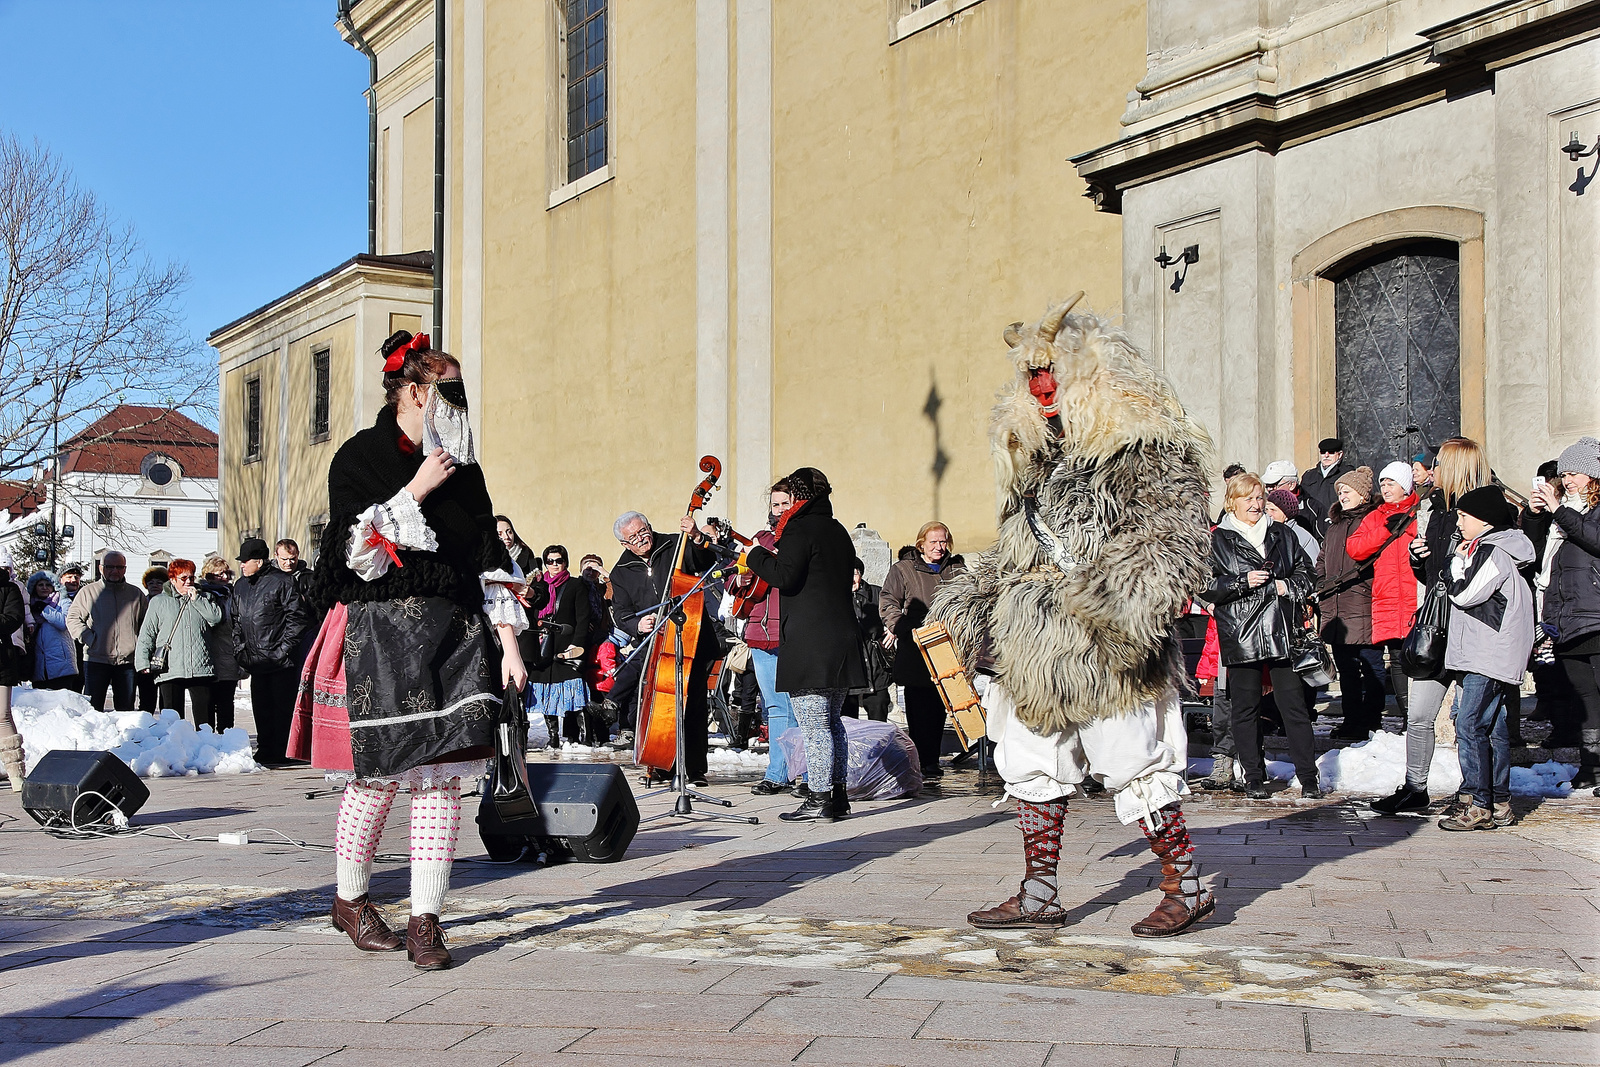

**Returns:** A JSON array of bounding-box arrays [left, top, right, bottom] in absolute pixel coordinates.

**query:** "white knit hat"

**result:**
[[1557, 436, 1600, 481], [1378, 460, 1414, 494], [1262, 460, 1298, 486]]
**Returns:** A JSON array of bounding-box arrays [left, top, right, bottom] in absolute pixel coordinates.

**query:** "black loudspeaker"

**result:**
[[477, 762, 639, 863], [22, 750, 149, 829]]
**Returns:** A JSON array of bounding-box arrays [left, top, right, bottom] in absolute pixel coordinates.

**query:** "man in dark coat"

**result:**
[[744, 467, 867, 822], [608, 511, 718, 783], [233, 537, 312, 766], [1299, 438, 1352, 534]]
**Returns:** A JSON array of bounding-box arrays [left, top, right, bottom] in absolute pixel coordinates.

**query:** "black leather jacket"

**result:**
[[1204, 521, 1315, 667], [231, 565, 312, 673]]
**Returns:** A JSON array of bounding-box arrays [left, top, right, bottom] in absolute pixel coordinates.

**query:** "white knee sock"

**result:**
[[334, 780, 398, 900], [408, 781, 462, 917]]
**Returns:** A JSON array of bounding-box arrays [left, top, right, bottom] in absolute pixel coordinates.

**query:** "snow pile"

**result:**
[[1512, 760, 1578, 798], [1314, 731, 1462, 797], [1197, 731, 1580, 799], [707, 747, 770, 774], [12, 687, 258, 778]]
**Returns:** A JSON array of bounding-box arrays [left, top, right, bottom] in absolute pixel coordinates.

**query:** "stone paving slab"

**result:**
[[1, 762, 1598, 1062]]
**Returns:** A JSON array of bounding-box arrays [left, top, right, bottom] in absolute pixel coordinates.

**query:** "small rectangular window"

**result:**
[[308, 519, 327, 565], [245, 376, 262, 460], [206, 511, 219, 530], [311, 348, 331, 441], [565, 0, 607, 184], [96, 506, 114, 526], [152, 508, 169, 528]]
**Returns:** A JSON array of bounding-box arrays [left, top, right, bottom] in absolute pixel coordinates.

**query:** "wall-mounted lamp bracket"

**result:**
[[1156, 244, 1200, 292]]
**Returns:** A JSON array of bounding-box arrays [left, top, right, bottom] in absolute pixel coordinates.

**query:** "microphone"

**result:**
[[707, 559, 744, 580]]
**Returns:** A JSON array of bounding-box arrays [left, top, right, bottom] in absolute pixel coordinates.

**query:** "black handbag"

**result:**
[[490, 683, 538, 821], [1289, 603, 1334, 688], [1401, 577, 1450, 680], [149, 598, 190, 677]]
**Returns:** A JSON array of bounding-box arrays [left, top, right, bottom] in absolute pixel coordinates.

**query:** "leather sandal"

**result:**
[[1130, 838, 1214, 938], [406, 913, 452, 970], [968, 890, 1067, 929], [331, 894, 404, 952]]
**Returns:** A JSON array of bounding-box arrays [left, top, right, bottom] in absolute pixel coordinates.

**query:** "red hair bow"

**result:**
[[382, 332, 429, 374]]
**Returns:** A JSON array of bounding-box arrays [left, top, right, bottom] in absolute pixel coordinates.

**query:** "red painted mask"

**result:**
[[1028, 367, 1060, 417]]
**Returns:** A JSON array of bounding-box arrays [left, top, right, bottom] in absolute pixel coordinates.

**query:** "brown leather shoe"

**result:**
[[330, 894, 403, 952], [967, 890, 1068, 929], [1130, 891, 1215, 937], [406, 913, 452, 970]]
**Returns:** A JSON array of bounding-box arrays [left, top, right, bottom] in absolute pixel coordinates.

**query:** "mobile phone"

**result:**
[[1533, 476, 1547, 490]]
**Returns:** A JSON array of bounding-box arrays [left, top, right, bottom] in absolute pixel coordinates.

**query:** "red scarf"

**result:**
[[772, 498, 812, 545]]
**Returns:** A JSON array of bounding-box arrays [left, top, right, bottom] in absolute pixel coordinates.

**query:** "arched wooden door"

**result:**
[[1332, 240, 1461, 469]]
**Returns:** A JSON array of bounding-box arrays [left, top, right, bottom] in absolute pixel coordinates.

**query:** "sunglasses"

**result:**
[[545, 557, 566, 565]]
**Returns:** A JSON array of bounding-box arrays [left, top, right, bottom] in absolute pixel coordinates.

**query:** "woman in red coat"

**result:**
[[1344, 461, 1420, 723]]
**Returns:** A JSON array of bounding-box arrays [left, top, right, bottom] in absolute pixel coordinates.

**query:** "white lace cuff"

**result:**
[[482, 562, 529, 635], [346, 489, 438, 582]]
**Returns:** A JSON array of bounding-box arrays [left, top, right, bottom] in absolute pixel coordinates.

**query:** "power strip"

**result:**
[[218, 831, 251, 846]]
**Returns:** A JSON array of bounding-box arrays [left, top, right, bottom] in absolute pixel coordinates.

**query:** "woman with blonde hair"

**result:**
[[881, 520, 966, 777], [1372, 436, 1493, 814], [1204, 473, 1319, 798], [198, 555, 243, 731]]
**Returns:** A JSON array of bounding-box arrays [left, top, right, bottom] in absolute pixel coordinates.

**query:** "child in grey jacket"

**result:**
[[1439, 486, 1535, 831]]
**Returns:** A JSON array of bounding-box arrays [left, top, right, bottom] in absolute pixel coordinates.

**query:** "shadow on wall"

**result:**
[[924, 371, 949, 521]]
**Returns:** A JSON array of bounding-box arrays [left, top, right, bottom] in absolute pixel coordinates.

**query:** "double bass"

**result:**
[[634, 456, 722, 771]]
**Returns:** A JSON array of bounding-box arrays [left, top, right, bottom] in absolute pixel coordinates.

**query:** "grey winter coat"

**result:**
[[1444, 529, 1536, 685], [66, 578, 147, 666], [135, 582, 224, 680]]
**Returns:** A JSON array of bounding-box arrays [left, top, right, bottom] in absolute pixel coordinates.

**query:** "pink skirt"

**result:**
[[287, 603, 354, 771]]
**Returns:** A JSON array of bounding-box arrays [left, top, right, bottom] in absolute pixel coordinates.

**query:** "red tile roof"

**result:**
[[0, 480, 45, 519], [58, 406, 218, 480]]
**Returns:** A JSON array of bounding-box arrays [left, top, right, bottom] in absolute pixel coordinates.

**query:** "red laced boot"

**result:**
[[968, 799, 1069, 929], [1131, 804, 1214, 937]]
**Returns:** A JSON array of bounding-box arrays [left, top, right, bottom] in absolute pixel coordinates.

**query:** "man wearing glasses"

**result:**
[[607, 511, 719, 783], [1299, 437, 1351, 536]]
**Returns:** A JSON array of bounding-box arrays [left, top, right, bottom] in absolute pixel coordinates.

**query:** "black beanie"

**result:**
[[1456, 486, 1517, 530]]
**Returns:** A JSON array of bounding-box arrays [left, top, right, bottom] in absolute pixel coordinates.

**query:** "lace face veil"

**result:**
[[421, 378, 476, 466]]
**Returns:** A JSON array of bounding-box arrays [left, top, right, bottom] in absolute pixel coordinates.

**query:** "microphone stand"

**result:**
[[630, 564, 759, 827]]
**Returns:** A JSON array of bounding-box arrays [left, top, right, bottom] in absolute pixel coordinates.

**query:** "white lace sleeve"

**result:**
[[482, 561, 529, 635], [345, 489, 438, 582]]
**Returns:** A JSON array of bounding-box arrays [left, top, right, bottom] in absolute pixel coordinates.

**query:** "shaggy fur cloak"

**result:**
[[930, 294, 1215, 734]]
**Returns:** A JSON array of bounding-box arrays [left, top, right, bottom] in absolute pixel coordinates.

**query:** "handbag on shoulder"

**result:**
[[1401, 577, 1450, 680], [490, 683, 538, 821], [1289, 602, 1334, 689]]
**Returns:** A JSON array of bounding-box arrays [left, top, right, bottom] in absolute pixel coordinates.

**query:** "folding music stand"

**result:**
[[631, 568, 759, 827]]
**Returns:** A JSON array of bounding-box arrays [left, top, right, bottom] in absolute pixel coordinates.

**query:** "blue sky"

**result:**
[[0, 0, 368, 349]]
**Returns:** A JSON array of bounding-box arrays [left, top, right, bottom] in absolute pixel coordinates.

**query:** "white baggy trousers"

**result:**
[[982, 679, 1189, 827]]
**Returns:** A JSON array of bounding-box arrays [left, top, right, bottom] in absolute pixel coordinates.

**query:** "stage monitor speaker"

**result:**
[[477, 762, 638, 863], [22, 750, 149, 829]]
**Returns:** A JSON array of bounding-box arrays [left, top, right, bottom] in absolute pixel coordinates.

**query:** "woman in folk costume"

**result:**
[[932, 292, 1218, 937], [291, 330, 528, 970]]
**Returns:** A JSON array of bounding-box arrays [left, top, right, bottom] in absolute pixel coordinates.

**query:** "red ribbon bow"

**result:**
[[363, 527, 404, 570], [382, 332, 429, 374]]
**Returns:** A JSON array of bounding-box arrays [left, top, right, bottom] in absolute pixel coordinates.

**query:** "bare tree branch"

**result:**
[[0, 134, 215, 478]]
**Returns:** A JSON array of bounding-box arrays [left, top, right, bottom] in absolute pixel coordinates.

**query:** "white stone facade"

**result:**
[[1074, 0, 1600, 483]]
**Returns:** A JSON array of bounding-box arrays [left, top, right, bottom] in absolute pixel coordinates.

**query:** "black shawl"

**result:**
[[312, 406, 513, 613]]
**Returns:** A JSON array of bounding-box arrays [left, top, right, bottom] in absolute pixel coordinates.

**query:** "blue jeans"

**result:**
[[1455, 672, 1510, 808], [83, 662, 136, 711], [751, 648, 796, 784]]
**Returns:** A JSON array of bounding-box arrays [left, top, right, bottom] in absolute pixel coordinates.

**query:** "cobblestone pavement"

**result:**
[[1, 756, 1597, 1066]]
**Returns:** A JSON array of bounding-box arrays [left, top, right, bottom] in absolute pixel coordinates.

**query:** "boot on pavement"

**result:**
[[331, 894, 404, 952], [1130, 804, 1215, 938], [830, 783, 851, 819], [968, 799, 1069, 929], [1570, 730, 1600, 790], [406, 913, 453, 970], [1370, 783, 1429, 815], [0, 735, 24, 793]]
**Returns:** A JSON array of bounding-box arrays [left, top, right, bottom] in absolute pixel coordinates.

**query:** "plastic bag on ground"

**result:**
[[773, 716, 924, 800]]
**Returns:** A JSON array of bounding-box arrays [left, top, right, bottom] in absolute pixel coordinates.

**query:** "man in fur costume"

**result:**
[[932, 292, 1218, 937]]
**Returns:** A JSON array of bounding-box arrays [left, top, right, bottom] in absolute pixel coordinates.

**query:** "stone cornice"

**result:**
[[1072, 0, 1600, 213], [208, 255, 432, 355]]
